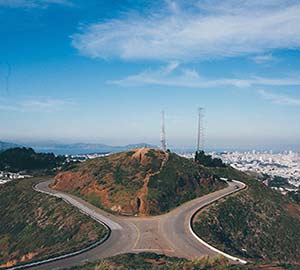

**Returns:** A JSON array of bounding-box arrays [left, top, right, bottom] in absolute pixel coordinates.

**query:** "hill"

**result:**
[[65, 253, 232, 270], [0, 177, 107, 268], [52, 148, 226, 216], [192, 167, 300, 266], [65, 253, 296, 270], [0, 141, 19, 152], [0, 147, 66, 172]]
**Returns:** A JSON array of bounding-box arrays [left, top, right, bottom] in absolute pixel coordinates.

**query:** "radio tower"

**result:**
[[161, 110, 167, 151], [196, 108, 204, 152]]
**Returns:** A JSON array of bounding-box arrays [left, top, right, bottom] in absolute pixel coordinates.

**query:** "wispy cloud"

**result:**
[[72, 0, 300, 61], [0, 97, 75, 112], [20, 98, 75, 111], [0, 0, 72, 8], [258, 90, 300, 106], [251, 54, 278, 64], [110, 63, 300, 89]]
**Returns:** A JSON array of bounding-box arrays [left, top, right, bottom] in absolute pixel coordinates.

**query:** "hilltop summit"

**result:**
[[52, 148, 226, 216]]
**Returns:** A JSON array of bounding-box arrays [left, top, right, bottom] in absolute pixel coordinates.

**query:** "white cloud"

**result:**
[[258, 90, 300, 106], [0, 0, 72, 8], [20, 98, 74, 111], [110, 63, 300, 89], [251, 54, 278, 64], [72, 0, 300, 61], [0, 97, 75, 112]]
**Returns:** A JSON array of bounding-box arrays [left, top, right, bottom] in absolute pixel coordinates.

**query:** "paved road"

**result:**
[[29, 180, 245, 270]]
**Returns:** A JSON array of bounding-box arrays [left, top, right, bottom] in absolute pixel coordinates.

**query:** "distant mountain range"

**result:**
[[22, 142, 158, 155], [0, 140, 158, 155]]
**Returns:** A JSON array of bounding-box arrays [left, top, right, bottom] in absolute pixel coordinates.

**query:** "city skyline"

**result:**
[[0, 0, 300, 150]]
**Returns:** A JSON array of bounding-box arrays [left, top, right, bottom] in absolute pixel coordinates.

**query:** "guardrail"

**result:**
[[189, 180, 248, 264], [3, 184, 111, 270]]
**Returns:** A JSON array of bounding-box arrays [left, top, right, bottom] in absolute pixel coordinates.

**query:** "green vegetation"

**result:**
[[53, 149, 226, 215], [148, 152, 226, 214], [0, 141, 19, 152], [193, 167, 300, 265], [0, 177, 108, 268], [0, 147, 66, 172], [53, 149, 165, 215], [267, 176, 295, 189], [195, 150, 226, 167], [64, 253, 229, 270], [287, 189, 300, 204], [85, 192, 103, 208], [64, 253, 297, 270]]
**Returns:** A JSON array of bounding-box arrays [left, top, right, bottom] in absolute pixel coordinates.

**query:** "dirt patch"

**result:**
[[144, 258, 165, 265], [286, 203, 300, 217], [132, 148, 152, 165], [20, 252, 38, 262], [249, 265, 285, 270], [0, 252, 38, 268], [0, 259, 18, 268], [52, 171, 90, 191], [137, 152, 169, 216]]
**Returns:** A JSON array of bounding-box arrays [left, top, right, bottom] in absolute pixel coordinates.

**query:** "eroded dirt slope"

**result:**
[[53, 148, 226, 215]]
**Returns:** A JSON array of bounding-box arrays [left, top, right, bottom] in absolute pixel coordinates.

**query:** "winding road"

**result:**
[[21, 179, 247, 270]]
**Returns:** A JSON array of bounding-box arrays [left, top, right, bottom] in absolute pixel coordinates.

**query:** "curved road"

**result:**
[[28, 180, 245, 270]]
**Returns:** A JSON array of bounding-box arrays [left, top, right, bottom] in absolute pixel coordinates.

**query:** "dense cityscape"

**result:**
[[212, 151, 300, 187]]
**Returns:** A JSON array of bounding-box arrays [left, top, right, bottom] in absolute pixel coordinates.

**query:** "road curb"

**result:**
[[189, 180, 248, 264]]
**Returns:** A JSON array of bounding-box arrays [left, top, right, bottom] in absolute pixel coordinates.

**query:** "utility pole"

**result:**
[[161, 110, 166, 151], [197, 108, 204, 152]]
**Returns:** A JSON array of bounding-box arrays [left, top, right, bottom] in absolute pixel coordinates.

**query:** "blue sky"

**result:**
[[0, 0, 300, 150]]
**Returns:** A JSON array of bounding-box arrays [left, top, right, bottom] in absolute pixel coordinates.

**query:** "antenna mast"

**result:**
[[197, 108, 204, 152], [161, 110, 166, 151]]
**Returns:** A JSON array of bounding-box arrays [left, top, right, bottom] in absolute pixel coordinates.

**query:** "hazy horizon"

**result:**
[[2, 138, 300, 153], [1, 0, 300, 151]]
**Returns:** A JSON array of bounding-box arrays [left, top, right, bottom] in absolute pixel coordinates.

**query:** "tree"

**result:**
[[195, 150, 226, 168]]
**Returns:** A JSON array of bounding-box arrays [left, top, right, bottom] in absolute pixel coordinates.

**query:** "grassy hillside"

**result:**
[[52, 148, 226, 216], [193, 167, 300, 266], [0, 177, 108, 268], [147, 151, 225, 214], [64, 253, 297, 270], [64, 253, 231, 270]]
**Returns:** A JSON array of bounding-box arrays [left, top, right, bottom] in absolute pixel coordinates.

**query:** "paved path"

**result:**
[[29, 180, 245, 270]]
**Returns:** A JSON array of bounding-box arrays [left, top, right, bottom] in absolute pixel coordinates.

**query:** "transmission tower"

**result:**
[[160, 110, 166, 151], [196, 108, 204, 152]]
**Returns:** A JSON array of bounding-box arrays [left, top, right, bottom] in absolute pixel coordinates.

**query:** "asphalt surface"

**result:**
[[29, 180, 245, 270]]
